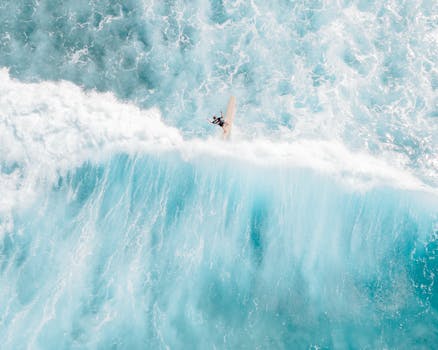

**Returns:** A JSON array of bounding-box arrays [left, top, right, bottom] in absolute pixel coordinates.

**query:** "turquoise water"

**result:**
[[1, 1, 437, 349]]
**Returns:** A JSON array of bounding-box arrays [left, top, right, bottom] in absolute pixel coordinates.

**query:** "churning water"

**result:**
[[0, 1, 437, 348]]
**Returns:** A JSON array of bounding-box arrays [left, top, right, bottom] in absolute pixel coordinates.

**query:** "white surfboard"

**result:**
[[223, 96, 236, 139]]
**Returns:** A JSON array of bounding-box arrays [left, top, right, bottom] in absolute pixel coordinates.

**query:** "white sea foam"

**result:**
[[0, 69, 182, 214], [0, 70, 435, 216]]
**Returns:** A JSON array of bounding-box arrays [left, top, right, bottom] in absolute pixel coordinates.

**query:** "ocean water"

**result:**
[[0, 0, 437, 349]]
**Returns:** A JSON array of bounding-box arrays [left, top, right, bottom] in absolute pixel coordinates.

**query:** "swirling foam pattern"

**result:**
[[0, 1, 437, 349]]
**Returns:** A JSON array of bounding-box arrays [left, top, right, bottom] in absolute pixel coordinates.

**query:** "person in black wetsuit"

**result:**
[[209, 111, 225, 128]]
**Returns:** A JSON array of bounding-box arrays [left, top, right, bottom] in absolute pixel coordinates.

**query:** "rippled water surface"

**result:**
[[0, 1, 437, 349]]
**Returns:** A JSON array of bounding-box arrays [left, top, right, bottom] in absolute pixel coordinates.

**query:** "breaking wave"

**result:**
[[1, 1, 437, 349]]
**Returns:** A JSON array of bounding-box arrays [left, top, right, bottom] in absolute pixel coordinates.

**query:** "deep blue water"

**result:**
[[0, 1, 437, 349]]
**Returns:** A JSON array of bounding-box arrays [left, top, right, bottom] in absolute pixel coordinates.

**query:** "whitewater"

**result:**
[[1, 1, 437, 349]]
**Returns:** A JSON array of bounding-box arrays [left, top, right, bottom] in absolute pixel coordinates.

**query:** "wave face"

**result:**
[[1, 1, 438, 349]]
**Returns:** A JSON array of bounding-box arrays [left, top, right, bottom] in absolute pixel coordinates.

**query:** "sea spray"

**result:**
[[1, 1, 438, 348]]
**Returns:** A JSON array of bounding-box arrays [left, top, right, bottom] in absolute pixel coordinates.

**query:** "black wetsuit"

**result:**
[[213, 117, 225, 127]]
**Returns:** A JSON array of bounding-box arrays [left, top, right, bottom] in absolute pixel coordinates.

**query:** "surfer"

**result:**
[[209, 111, 226, 129], [207, 96, 236, 139]]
